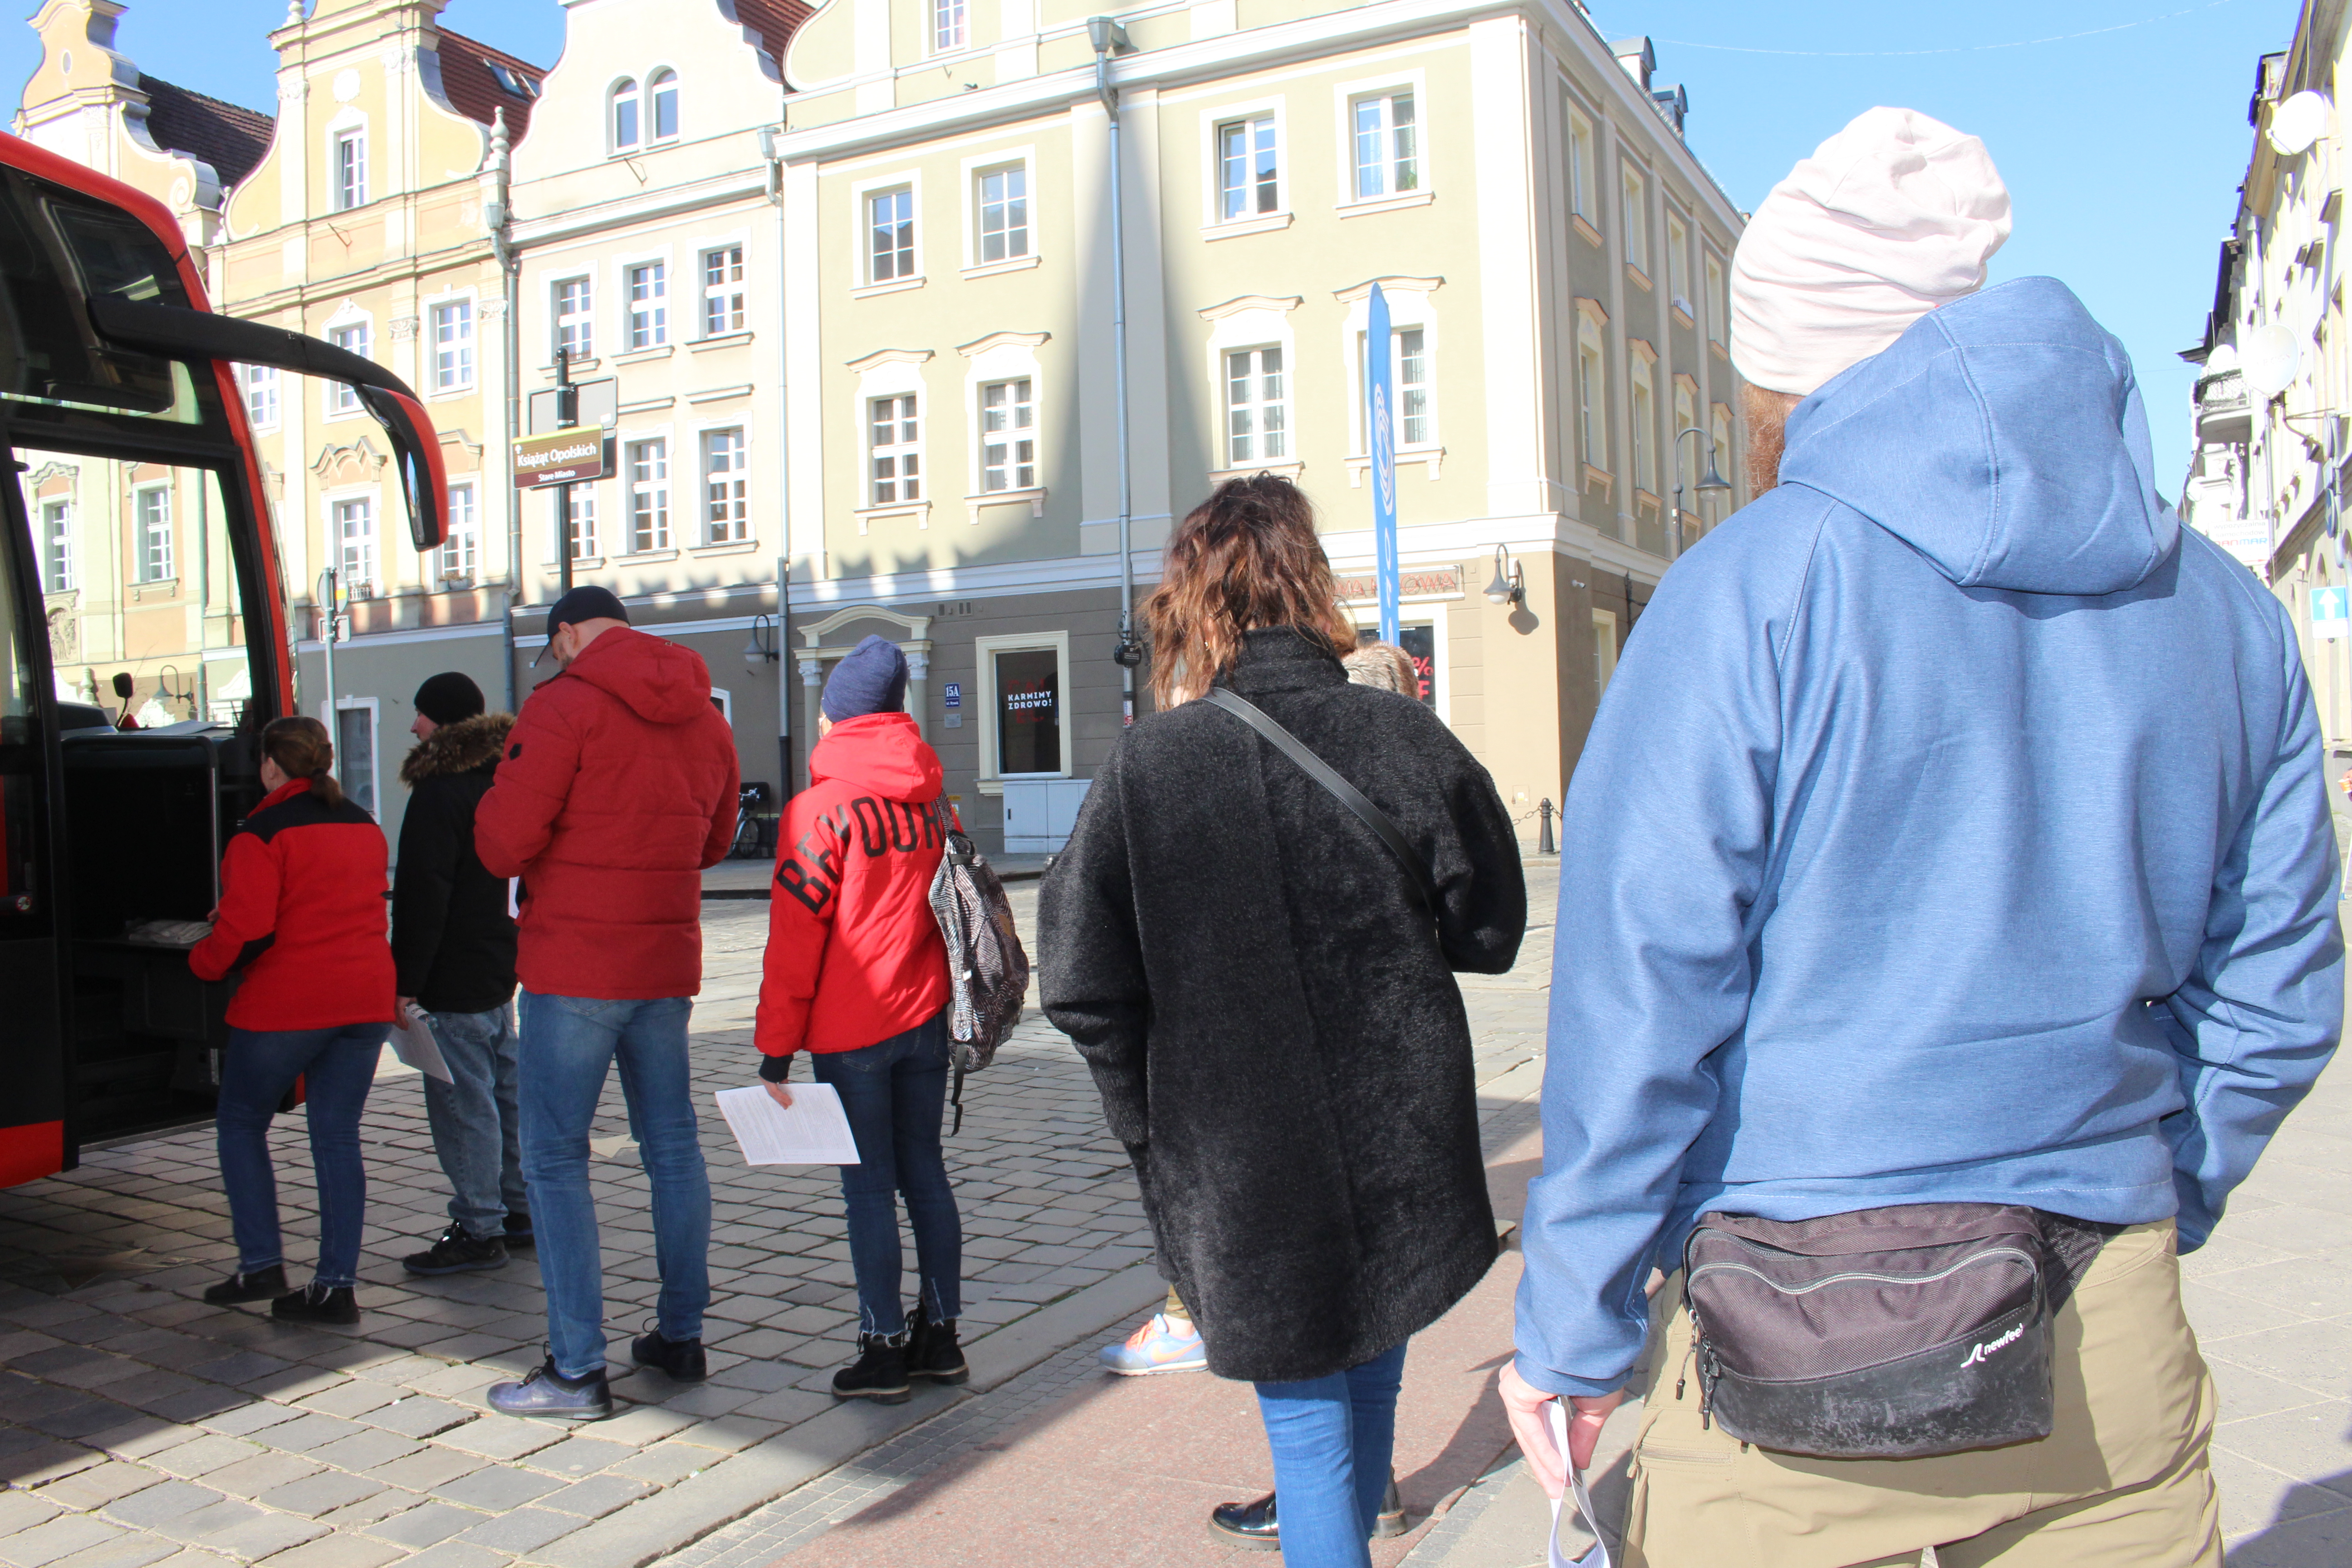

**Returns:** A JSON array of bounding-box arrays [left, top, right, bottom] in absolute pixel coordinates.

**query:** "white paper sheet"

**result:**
[[1546, 1402, 1612, 1568], [391, 1005, 454, 1083], [714, 1083, 861, 1165]]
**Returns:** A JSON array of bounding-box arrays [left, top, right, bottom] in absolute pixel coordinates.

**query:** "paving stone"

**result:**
[[252, 1414, 367, 1454], [307, 1431, 422, 1473], [0, 1490, 65, 1535], [37, 1460, 168, 1511], [394, 1545, 505, 1568], [242, 1536, 404, 1568], [194, 1404, 303, 1441], [201, 1450, 326, 1499], [363, 1502, 484, 1549], [292, 1384, 396, 1421], [362, 1447, 482, 1493], [191, 1512, 327, 1562], [432, 1416, 563, 1462], [603, 1443, 707, 1487], [0, 1514, 125, 1568], [360, 1399, 473, 1441], [253, 1472, 384, 1519], [530, 1473, 652, 1520], [103, 1482, 225, 1530], [521, 1438, 632, 1479], [155, 1499, 265, 1546], [309, 1485, 421, 1532], [431, 1465, 564, 1511], [37, 1533, 181, 1568], [0, 1440, 107, 1487], [450, 1506, 580, 1555], [142, 1436, 262, 1480]]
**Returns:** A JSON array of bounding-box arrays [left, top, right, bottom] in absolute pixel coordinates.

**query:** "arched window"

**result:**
[[611, 78, 640, 149], [649, 69, 678, 141]]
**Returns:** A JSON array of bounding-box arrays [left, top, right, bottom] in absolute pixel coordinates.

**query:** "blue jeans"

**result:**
[[422, 1003, 525, 1239], [518, 990, 710, 1379], [216, 1024, 388, 1289], [810, 1009, 961, 1338], [1254, 1340, 1411, 1568]]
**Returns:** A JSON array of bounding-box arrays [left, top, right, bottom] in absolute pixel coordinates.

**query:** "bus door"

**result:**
[[0, 432, 64, 1183]]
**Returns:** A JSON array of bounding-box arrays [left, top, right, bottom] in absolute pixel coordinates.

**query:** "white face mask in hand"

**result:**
[[1546, 1402, 1613, 1568]]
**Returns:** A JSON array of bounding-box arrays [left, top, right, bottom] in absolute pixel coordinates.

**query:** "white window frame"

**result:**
[[1673, 379, 1698, 499], [438, 481, 480, 583], [1666, 207, 1692, 317], [1621, 161, 1650, 276], [1217, 112, 1280, 221], [702, 426, 749, 543], [868, 186, 917, 284], [559, 485, 600, 563], [610, 77, 641, 152], [134, 484, 172, 582], [850, 172, 924, 293], [1705, 250, 1729, 347], [1223, 345, 1290, 469], [323, 317, 371, 416], [428, 296, 475, 392], [1335, 72, 1425, 206], [974, 630, 1073, 784], [333, 696, 381, 818], [1341, 285, 1440, 459], [330, 492, 377, 598], [973, 162, 1030, 266], [553, 275, 594, 362], [626, 260, 669, 350], [1710, 402, 1735, 521], [1630, 352, 1657, 496], [647, 68, 679, 143], [331, 125, 367, 211], [625, 436, 671, 553], [932, 0, 968, 55], [701, 245, 745, 336], [40, 499, 72, 594], [1576, 313, 1607, 475], [867, 392, 922, 506], [241, 364, 279, 431], [977, 377, 1035, 494], [1564, 92, 1597, 229], [1196, 96, 1289, 235], [1592, 608, 1618, 702]]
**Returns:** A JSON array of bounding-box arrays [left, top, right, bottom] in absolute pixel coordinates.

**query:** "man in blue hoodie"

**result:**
[[1503, 109, 2342, 1566]]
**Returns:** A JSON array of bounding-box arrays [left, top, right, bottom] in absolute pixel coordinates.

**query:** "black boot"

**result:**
[[504, 1210, 534, 1250], [271, 1282, 359, 1325], [905, 1303, 969, 1385], [203, 1264, 287, 1305], [831, 1331, 911, 1403], [631, 1327, 708, 1383], [403, 1225, 507, 1276]]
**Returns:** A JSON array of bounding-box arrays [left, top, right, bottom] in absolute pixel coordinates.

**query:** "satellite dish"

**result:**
[[2204, 342, 2240, 376], [2242, 323, 2302, 399], [2270, 90, 2329, 156]]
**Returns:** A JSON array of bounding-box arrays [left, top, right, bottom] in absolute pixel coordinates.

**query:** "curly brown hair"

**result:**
[[1141, 474, 1358, 708]]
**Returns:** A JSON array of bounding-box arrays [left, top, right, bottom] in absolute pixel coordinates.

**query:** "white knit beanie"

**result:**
[[1730, 107, 2013, 397]]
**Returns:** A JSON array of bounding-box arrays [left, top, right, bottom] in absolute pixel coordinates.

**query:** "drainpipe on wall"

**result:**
[[1089, 18, 1137, 720], [486, 108, 522, 715], [760, 116, 794, 798]]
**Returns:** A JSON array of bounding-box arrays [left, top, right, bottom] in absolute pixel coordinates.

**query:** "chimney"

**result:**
[[1611, 36, 1656, 94], [1651, 83, 1688, 137]]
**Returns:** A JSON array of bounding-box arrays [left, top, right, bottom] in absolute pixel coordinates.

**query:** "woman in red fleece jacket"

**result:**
[[188, 717, 396, 1327], [757, 635, 960, 1405]]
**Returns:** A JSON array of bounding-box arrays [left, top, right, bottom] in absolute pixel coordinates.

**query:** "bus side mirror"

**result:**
[[354, 384, 449, 552]]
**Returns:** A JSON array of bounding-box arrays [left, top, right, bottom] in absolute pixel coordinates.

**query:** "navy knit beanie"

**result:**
[[414, 671, 486, 726], [821, 635, 909, 721]]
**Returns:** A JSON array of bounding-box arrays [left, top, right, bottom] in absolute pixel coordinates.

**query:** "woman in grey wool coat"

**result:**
[[1039, 475, 1527, 1568]]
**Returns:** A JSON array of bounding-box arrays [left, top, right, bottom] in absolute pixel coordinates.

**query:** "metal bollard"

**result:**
[[1538, 797, 1556, 856]]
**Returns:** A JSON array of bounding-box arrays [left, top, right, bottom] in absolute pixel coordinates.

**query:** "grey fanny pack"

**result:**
[[1680, 1203, 2110, 1460]]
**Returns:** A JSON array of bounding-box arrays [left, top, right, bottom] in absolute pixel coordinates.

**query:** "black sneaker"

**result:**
[[504, 1210, 534, 1250], [831, 1332, 911, 1403], [631, 1328, 707, 1383], [403, 1225, 507, 1276], [905, 1303, 969, 1385], [202, 1264, 287, 1306], [271, 1283, 360, 1325]]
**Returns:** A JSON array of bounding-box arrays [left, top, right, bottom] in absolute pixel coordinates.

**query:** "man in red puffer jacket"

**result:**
[[756, 634, 961, 1406], [474, 587, 738, 1420]]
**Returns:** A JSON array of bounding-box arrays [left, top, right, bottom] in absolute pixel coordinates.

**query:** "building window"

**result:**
[[554, 278, 594, 361], [40, 501, 71, 594], [1705, 252, 1728, 346], [1225, 346, 1288, 466], [612, 78, 640, 149], [333, 497, 374, 596], [992, 645, 1061, 774], [702, 246, 745, 335], [438, 483, 479, 582], [1218, 115, 1279, 219], [242, 364, 279, 429], [1351, 91, 1417, 201], [1674, 382, 1697, 498], [335, 704, 377, 814], [627, 439, 670, 551], [703, 428, 748, 543], [1576, 322, 1605, 472], [563, 487, 598, 560], [1631, 358, 1656, 494], [1565, 99, 1596, 225], [980, 378, 1035, 492], [326, 324, 368, 413], [136, 487, 171, 581], [976, 166, 1029, 264], [627, 262, 668, 349], [869, 395, 921, 504], [1711, 403, 1735, 517], [934, 0, 966, 53], [1666, 210, 1691, 314], [1622, 164, 1648, 274], [1592, 608, 1618, 701], [1397, 328, 1431, 446], [431, 300, 474, 391], [649, 69, 678, 141], [869, 188, 916, 282], [333, 129, 366, 210]]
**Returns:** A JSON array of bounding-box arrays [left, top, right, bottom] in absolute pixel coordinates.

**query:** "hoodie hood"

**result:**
[[810, 711, 943, 803], [1776, 276, 2179, 596], [400, 712, 514, 785], [559, 625, 715, 725]]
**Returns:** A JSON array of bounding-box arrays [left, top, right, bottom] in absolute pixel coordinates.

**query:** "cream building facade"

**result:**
[[773, 0, 1749, 849], [2181, 0, 2352, 751]]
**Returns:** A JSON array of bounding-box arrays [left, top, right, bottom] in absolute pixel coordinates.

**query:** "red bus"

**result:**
[[0, 134, 447, 1184]]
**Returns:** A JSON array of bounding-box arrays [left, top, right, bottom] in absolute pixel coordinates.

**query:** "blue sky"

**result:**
[[1, 0, 2291, 480]]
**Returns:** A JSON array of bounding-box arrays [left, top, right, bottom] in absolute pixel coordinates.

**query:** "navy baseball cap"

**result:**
[[534, 587, 628, 667]]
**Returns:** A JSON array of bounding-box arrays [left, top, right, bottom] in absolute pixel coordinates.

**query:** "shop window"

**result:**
[[993, 646, 1062, 775]]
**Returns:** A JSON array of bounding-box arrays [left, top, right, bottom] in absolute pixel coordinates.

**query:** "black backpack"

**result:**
[[928, 796, 1031, 1132]]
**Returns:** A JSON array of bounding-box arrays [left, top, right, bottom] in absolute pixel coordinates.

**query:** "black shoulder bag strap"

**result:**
[[1201, 686, 1438, 917]]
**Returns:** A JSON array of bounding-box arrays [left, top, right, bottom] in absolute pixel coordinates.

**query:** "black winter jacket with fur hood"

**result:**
[[392, 712, 518, 1013], [1040, 628, 1527, 1382]]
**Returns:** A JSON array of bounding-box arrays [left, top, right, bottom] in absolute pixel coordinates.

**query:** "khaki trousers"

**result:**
[[1620, 1220, 2221, 1568]]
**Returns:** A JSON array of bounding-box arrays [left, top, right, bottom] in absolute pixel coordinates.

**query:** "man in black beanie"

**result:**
[[391, 671, 527, 1275]]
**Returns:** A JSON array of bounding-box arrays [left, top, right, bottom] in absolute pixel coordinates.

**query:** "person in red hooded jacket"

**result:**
[[474, 587, 739, 1420], [757, 634, 961, 1406]]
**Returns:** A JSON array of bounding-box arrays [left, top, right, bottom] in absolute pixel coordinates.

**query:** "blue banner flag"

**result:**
[[1367, 284, 1400, 644]]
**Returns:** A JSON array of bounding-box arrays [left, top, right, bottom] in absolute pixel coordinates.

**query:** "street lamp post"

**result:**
[[1671, 426, 1734, 556]]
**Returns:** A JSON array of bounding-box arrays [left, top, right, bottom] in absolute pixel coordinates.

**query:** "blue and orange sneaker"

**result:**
[[1098, 1312, 1207, 1375]]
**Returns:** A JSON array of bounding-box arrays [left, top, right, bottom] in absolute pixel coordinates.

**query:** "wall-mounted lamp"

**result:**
[[1484, 543, 1525, 607], [743, 612, 779, 674]]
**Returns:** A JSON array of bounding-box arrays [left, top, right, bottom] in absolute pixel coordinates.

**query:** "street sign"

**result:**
[[527, 376, 619, 435], [514, 429, 610, 490], [943, 682, 962, 708], [2314, 585, 2349, 639], [1367, 283, 1401, 645]]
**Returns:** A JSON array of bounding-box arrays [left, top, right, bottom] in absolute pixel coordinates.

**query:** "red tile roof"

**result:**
[[136, 76, 274, 191], [436, 28, 548, 143], [731, 0, 817, 76]]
